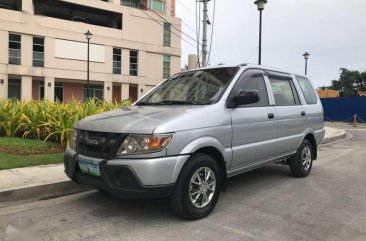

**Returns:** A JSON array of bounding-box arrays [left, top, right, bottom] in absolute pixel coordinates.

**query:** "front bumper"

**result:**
[[64, 147, 189, 199]]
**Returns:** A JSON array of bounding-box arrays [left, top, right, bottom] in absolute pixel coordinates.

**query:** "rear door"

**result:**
[[266, 71, 307, 156], [229, 69, 277, 170]]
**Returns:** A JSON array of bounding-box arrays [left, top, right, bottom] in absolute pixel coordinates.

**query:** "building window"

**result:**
[[33, 37, 44, 67], [113, 48, 122, 74], [163, 55, 171, 79], [55, 82, 63, 102], [163, 23, 171, 47], [0, 0, 22, 11], [9, 33, 21, 65], [121, 0, 140, 8], [83, 84, 103, 102], [151, 0, 165, 12], [8, 78, 21, 100], [130, 50, 138, 76]]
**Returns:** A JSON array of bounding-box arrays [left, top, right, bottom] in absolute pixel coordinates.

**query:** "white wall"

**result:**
[[54, 39, 105, 63]]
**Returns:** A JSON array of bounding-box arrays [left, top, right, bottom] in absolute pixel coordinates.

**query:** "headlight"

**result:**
[[69, 128, 78, 150], [117, 134, 172, 155]]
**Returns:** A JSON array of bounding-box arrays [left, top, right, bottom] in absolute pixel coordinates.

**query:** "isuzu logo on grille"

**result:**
[[86, 137, 106, 145]]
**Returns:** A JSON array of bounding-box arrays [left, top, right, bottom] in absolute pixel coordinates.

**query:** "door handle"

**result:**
[[301, 111, 306, 116], [268, 113, 275, 119]]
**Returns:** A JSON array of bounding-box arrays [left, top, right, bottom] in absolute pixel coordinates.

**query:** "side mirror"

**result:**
[[231, 90, 260, 107]]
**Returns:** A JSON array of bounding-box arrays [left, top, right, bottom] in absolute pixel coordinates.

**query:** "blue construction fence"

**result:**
[[321, 97, 366, 123]]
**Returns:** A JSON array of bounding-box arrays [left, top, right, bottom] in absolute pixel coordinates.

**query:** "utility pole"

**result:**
[[201, 0, 209, 67]]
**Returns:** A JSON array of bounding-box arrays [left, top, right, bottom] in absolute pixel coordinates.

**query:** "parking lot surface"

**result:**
[[1, 127, 365, 241]]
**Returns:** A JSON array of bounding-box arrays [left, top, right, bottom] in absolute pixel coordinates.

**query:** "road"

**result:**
[[1, 125, 366, 241]]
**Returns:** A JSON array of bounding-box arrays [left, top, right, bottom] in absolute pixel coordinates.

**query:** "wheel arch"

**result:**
[[194, 146, 228, 191], [304, 133, 317, 160]]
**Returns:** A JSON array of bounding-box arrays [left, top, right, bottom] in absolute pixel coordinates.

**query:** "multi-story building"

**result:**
[[0, 0, 181, 102]]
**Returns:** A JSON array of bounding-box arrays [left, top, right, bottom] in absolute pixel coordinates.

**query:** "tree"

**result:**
[[330, 68, 366, 96]]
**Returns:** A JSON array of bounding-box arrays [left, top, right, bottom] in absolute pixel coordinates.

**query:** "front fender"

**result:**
[[180, 136, 232, 164], [170, 136, 232, 183]]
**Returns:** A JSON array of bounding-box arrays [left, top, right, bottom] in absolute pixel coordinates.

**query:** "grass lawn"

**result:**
[[0, 152, 64, 170], [0, 137, 63, 155], [0, 137, 64, 170]]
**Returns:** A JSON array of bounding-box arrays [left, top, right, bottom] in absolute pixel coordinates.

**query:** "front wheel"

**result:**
[[169, 153, 221, 220], [289, 139, 314, 178]]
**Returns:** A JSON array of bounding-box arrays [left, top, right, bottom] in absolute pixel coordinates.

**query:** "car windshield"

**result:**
[[136, 67, 239, 106]]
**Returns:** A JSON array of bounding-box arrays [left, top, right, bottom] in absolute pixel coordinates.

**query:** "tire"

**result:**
[[169, 153, 221, 220], [289, 139, 314, 178]]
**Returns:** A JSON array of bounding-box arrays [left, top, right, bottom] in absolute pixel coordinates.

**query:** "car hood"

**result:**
[[76, 105, 212, 134]]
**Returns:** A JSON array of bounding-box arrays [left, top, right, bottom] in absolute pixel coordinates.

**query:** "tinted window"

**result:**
[[296, 76, 317, 104], [269, 75, 298, 106], [232, 70, 268, 107]]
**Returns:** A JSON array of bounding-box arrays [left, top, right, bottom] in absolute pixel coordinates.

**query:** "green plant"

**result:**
[[0, 99, 131, 147]]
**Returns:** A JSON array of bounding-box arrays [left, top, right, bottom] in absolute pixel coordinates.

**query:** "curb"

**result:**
[[0, 181, 91, 204], [321, 130, 347, 144]]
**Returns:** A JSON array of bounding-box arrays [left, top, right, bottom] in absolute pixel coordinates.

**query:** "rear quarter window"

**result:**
[[296, 76, 318, 104]]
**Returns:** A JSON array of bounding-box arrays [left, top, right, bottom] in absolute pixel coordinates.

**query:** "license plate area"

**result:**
[[78, 156, 102, 177]]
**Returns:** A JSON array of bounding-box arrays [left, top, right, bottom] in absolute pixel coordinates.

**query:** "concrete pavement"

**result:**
[[0, 125, 347, 203], [0, 127, 365, 241]]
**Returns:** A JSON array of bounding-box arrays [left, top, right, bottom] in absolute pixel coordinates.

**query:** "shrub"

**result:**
[[0, 99, 131, 147]]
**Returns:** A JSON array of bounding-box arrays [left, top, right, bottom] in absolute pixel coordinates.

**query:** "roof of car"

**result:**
[[188, 63, 307, 79]]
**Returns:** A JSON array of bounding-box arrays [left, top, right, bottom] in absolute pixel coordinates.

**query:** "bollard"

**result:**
[[354, 114, 357, 127]]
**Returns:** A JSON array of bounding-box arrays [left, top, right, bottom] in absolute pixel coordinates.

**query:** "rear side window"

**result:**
[[296, 76, 318, 104], [269, 75, 299, 106]]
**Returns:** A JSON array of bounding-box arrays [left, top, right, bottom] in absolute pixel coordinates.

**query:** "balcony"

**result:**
[[33, 0, 123, 30]]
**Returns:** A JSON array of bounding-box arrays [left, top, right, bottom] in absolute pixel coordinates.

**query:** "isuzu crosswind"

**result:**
[[64, 64, 325, 220]]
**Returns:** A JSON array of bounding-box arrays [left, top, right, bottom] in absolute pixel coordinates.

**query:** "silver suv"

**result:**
[[64, 64, 325, 220]]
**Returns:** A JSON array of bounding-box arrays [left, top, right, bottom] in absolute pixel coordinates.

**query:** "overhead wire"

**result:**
[[148, 7, 201, 46], [176, 0, 196, 17], [138, 8, 197, 49], [164, 5, 197, 34]]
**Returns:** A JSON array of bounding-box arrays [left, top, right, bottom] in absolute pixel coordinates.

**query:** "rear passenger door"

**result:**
[[266, 71, 307, 156], [229, 69, 277, 170]]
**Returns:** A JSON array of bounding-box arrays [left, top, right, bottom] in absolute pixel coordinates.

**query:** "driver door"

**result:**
[[229, 69, 277, 171]]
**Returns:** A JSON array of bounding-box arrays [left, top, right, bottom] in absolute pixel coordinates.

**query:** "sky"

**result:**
[[175, 0, 366, 88]]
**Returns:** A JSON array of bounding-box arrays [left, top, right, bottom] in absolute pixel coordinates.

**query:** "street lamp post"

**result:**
[[84, 30, 93, 99], [254, 0, 267, 65], [303, 52, 310, 75]]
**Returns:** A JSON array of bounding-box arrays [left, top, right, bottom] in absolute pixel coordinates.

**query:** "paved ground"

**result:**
[[0, 164, 68, 192], [1, 125, 365, 241]]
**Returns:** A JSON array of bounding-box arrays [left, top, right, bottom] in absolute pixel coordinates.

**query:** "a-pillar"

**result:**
[[21, 76, 32, 101], [104, 82, 112, 102], [44, 77, 55, 102], [121, 83, 129, 101], [0, 74, 8, 100]]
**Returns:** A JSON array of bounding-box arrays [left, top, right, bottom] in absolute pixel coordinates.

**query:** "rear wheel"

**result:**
[[289, 139, 314, 178], [169, 153, 221, 220]]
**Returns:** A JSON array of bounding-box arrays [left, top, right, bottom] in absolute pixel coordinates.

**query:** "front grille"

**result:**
[[77, 130, 126, 159]]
